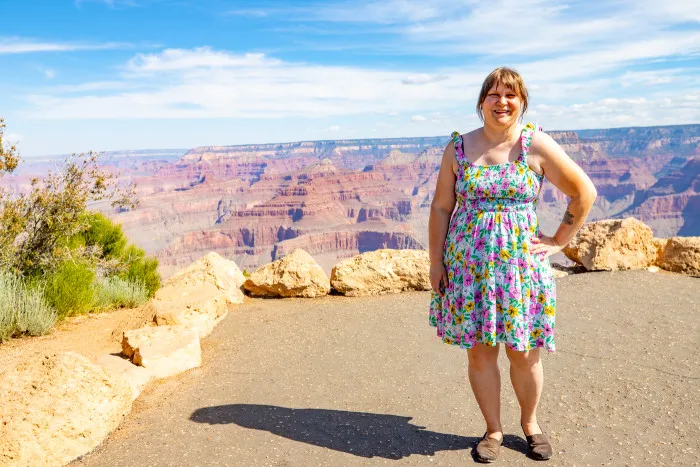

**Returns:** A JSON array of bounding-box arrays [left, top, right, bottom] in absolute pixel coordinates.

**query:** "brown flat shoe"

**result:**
[[474, 432, 502, 463], [522, 424, 553, 461]]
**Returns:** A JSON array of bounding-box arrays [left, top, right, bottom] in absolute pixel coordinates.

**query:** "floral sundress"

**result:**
[[428, 123, 557, 352]]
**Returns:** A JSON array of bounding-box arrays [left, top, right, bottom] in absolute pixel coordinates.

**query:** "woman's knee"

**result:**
[[467, 343, 499, 370], [505, 347, 541, 369]]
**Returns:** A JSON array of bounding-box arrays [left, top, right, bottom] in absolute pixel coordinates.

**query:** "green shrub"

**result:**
[[71, 212, 161, 297], [93, 276, 148, 310], [43, 261, 96, 319], [119, 245, 160, 297], [0, 270, 56, 342]]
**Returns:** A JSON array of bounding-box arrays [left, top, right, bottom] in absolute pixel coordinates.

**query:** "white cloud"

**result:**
[[411, 115, 426, 121], [24, 48, 480, 119], [42, 68, 56, 79], [326, 125, 341, 132], [0, 37, 129, 54]]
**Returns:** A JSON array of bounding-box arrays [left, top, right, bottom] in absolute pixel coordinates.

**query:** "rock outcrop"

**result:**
[[0, 352, 132, 466], [657, 237, 700, 276], [122, 325, 202, 378], [150, 252, 245, 337], [243, 248, 330, 297], [563, 217, 658, 271], [330, 249, 430, 296]]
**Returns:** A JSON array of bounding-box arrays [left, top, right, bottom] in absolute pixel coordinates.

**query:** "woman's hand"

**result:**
[[530, 235, 563, 259], [430, 262, 448, 297]]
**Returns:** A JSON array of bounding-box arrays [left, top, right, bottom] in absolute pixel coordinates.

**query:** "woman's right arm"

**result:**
[[428, 142, 458, 296]]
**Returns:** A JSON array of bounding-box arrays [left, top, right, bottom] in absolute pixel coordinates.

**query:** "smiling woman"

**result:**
[[427, 66, 597, 463]]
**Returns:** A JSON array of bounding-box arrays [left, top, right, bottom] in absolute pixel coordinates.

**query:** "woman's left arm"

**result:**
[[530, 131, 598, 258]]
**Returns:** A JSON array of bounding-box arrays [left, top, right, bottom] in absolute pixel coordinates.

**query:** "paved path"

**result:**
[[75, 271, 699, 466]]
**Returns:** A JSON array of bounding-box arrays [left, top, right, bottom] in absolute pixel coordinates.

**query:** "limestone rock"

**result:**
[[122, 325, 202, 379], [658, 236, 700, 276], [150, 252, 244, 337], [0, 352, 132, 466], [330, 248, 430, 296], [563, 218, 657, 271], [243, 248, 331, 298], [96, 354, 153, 401], [651, 237, 668, 266]]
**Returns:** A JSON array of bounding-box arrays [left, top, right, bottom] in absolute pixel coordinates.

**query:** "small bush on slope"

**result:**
[[93, 276, 148, 310], [0, 270, 56, 342], [42, 261, 96, 319]]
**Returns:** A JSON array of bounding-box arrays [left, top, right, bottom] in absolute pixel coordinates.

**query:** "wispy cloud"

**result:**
[[0, 37, 130, 54], [74, 0, 141, 8]]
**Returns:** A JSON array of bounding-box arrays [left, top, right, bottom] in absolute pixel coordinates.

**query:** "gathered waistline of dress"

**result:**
[[457, 198, 536, 213]]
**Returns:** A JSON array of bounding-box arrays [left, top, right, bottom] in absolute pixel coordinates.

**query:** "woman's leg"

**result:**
[[467, 343, 502, 439], [505, 346, 543, 435]]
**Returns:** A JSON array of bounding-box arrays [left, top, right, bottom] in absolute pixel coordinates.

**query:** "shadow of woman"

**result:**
[[190, 404, 482, 460]]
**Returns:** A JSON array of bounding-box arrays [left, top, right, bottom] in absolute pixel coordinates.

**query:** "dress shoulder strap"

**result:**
[[520, 122, 542, 162], [451, 131, 467, 164]]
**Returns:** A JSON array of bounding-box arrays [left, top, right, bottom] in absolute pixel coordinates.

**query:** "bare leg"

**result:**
[[467, 343, 502, 440], [505, 346, 543, 435]]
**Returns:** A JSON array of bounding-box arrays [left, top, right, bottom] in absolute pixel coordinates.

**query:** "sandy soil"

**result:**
[[0, 303, 154, 370]]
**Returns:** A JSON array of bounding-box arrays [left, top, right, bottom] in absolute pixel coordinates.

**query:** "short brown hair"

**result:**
[[476, 67, 529, 122]]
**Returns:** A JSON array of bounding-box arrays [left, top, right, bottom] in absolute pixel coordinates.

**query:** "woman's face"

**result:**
[[481, 83, 522, 127]]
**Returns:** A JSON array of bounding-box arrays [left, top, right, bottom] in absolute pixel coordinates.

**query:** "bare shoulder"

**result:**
[[530, 130, 567, 161], [460, 127, 482, 146]]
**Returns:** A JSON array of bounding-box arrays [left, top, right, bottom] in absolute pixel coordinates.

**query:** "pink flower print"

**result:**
[[499, 167, 507, 177], [496, 236, 505, 248], [475, 238, 486, 251], [501, 178, 509, 189], [487, 252, 498, 262], [473, 226, 481, 238], [505, 270, 515, 284], [509, 164, 517, 174], [464, 274, 474, 286], [517, 184, 526, 194], [517, 258, 528, 269], [536, 338, 544, 347], [490, 183, 498, 193], [528, 322, 534, 333], [487, 289, 496, 302], [505, 217, 513, 230], [466, 212, 474, 223], [508, 288, 521, 300], [465, 334, 475, 346], [515, 328, 524, 339], [470, 311, 478, 322], [484, 320, 495, 333], [476, 186, 484, 197], [496, 322, 505, 334], [437, 328, 445, 337], [544, 323, 552, 336], [456, 232, 465, 244], [474, 290, 483, 302], [496, 286, 505, 300]]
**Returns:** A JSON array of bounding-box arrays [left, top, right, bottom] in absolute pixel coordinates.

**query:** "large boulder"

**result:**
[[97, 354, 154, 401], [122, 325, 202, 379], [330, 249, 430, 296], [0, 352, 132, 466], [658, 237, 700, 276], [150, 252, 245, 337], [563, 218, 657, 271], [243, 248, 330, 298]]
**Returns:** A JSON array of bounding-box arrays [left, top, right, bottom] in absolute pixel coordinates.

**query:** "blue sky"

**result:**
[[2, 0, 700, 157]]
